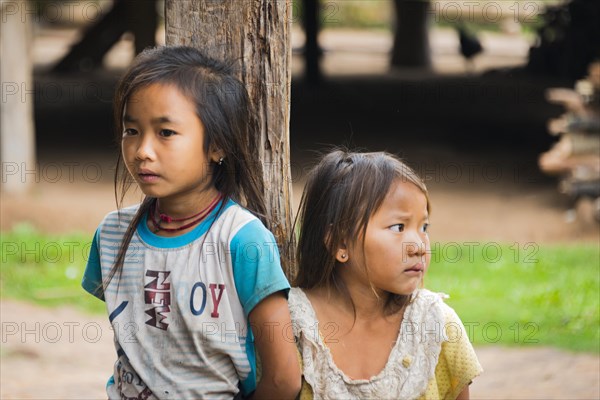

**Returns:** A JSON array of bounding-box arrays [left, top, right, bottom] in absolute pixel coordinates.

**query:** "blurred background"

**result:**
[[1, 0, 599, 398]]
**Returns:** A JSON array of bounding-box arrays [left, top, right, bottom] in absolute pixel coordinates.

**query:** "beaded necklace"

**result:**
[[149, 194, 222, 233]]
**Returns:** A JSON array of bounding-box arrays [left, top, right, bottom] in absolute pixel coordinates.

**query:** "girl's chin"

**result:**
[[139, 190, 161, 198], [386, 288, 419, 297], [397, 282, 423, 296], [136, 186, 165, 198]]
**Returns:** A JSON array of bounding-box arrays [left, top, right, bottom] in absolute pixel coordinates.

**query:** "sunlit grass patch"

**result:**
[[426, 241, 600, 353], [1, 224, 104, 315]]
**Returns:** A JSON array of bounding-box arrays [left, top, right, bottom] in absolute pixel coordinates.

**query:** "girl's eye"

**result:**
[[422, 223, 430, 233], [123, 128, 138, 136], [390, 224, 404, 232], [159, 129, 176, 137]]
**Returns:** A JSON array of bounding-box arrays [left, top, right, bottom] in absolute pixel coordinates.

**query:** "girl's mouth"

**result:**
[[138, 170, 160, 183], [405, 262, 424, 273]]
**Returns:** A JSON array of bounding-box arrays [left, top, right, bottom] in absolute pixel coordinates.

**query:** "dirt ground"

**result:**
[[2, 25, 599, 399], [0, 296, 598, 400]]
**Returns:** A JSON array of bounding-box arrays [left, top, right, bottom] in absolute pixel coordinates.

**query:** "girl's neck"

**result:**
[[156, 187, 220, 219], [341, 267, 397, 318], [311, 283, 391, 320], [149, 187, 221, 237]]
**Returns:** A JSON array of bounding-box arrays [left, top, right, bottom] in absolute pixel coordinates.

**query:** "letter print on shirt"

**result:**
[[144, 270, 172, 330]]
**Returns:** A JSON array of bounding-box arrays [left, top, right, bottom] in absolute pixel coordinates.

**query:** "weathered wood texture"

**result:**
[[1, 0, 36, 194], [165, 0, 296, 278]]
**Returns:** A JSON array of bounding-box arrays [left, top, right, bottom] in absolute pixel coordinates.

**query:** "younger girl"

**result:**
[[82, 46, 300, 399], [289, 150, 482, 399]]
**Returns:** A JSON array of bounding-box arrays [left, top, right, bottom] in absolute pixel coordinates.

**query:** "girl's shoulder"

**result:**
[[415, 287, 450, 302], [215, 200, 274, 241], [287, 287, 321, 319], [287, 288, 312, 320], [217, 200, 261, 226], [412, 288, 453, 314], [287, 288, 323, 342], [407, 289, 459, 337], [288, 286, 308, 305], [416, 288, 464, 326], [96, 204, 141, 235]]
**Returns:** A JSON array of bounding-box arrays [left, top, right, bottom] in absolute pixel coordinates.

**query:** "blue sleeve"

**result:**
[[81, 229, 105, 301], [231, 220, 290, 317]]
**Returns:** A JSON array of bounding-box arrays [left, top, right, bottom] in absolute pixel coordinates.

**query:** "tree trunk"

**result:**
[[391, 0, 431, 68], [165, 0, 296, 278]]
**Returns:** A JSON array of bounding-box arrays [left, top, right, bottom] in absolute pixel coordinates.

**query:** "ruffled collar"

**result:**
[[288, 288, 448, 399]]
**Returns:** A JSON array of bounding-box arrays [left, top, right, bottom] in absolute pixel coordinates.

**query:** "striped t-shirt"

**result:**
[[82, 200, 290, 399]]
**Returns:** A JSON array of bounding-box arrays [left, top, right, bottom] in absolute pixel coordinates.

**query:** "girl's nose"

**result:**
[[135, 133, 155, 161], [405, 242, 425, 257], [405, 232, 426, 257]]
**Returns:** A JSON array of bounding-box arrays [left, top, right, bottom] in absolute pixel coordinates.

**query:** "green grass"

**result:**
[[1, 224, 105, 315], [1, 226, 599, 353], [426, 242, 600, 353]]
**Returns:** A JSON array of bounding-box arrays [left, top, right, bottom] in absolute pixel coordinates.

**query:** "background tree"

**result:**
[[165, 0, 297, 278]]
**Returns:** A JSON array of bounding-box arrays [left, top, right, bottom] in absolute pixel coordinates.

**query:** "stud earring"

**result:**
[[341, 254, 347, 259], [218, 157, 224, 166]]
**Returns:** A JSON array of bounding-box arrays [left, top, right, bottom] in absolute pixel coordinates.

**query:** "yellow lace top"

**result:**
[[290, 288, 482, 400], [419, 304, 482, 399]]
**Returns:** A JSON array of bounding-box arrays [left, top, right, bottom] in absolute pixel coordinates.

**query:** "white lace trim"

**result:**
[[288, 288, 447, 400]]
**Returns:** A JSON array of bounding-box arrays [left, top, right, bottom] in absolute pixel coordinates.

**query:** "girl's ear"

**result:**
[[335, 244, 349, 263], [325, 225, 349, 263], [209, 146, 225, 164]]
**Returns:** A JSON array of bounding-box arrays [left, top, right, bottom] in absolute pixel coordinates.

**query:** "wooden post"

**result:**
[[303, 0, 321, 83], [1, 0, 36, 194], [165, 0, 296, 278], [391, 0, 432, 68]]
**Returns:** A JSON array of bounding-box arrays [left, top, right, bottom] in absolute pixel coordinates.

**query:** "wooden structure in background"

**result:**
[[165, 0, 296, 278], [1, 0, 36, 194], [391, 0, 431, 68], [303, 0, 432, 81], [52, 0, 432, 80], [539, 62, 600, 222], [53, 0, 157, 72]]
